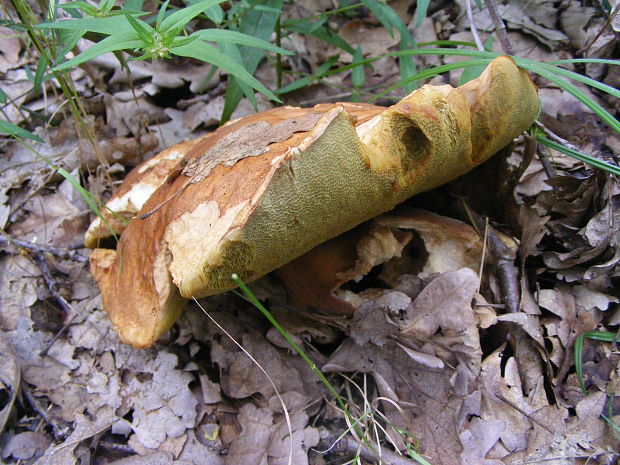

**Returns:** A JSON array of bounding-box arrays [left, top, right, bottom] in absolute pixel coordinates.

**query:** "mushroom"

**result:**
[[88, 56, 538, 348]]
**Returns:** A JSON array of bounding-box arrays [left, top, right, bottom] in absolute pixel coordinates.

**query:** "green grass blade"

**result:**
[[574, 331, 620, 395], [536, 136, 620, 175], [0, 120, 45, 142], [160, 0, 224, 33], [37, 14, 143, 34], [517, 60, 620, 134], [231, 274, 347, 406], [283, 19, 354, 54], [417, 40, 479, 47], [52, 33, 143, 70], [58, 1, 98, 16], [547, 58, 620, 66], [414, 0, 430, 28], [172, 40, 280, 102], [369, 59, 492, 101], [123, 11, 153, 43], [156, 0, 170, 30], [574, 332, 586, 394], [219, 0, 283, 122], [276, 56, 338, 94], [192, 29, 292, 55], [33, 55, 49, 94], [351, 44, 365, 88], [517, 59, 620, 98]]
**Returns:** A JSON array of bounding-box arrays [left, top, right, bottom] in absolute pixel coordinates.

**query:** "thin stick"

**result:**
[[22, 384, 68, 440], [318, 436, 421, 465], [534, 120, 581, 153], [537, 143, 557, 179], [484, 0, 513, 55], [0, 233, 87, 262], [466, 0, 485, 51], [477, 217, 488, 293], [576, 3, 620, 56]]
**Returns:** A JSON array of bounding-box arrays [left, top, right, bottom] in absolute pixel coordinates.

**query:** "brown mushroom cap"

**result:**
[[89, 56, 538, 348]]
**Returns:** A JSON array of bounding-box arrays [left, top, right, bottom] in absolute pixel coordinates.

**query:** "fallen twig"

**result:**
[[317, 435, 422, 465], [537, 142, 558, 179], [484, 0, 513, 55], [22, 384, 69, 441], [466, 0, 485, 51], [462, 202, 520, 313], [576, 3, 620, 56], [0, 233, 87, 262]]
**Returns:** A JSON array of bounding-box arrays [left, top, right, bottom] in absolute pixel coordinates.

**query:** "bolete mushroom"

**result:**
[[88, 56, 538, 348]]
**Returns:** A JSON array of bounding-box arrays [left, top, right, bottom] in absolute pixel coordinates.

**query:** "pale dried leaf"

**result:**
[[0, 334, 20, 438], [0, 255, 40, 330], [2, 431, 51, 461], [459, 417, 505, 465]]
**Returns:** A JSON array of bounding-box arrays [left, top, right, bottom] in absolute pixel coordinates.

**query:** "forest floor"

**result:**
[[0, 1, 619, 464]]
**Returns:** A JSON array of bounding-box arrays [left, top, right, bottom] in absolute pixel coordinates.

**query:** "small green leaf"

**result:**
[[52, 32, 143, 71], [351, 44, 365, 88], [192, 29, 292, 55], [276, 56, 338, 94], [99, 0, 116, 14], [0, 120, 45, 143], [156, 0, 170, 30], [124, 0, 144, 11], [171, 40, 281, 102], [203, 4, 224, 24], [37, 14, 145, 34], [58, 1, 99, 16], [219, 0, 283, 122], [33, 56, 49, 94], [415, 0, 430, 28], [160, 0, 224, 34], [0, 88, 7, 103], [124, 12, 153, 44]]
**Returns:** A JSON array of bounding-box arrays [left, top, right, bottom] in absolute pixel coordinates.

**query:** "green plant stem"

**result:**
[[12, 0, 102, 159], [275, 15, 282, 89]]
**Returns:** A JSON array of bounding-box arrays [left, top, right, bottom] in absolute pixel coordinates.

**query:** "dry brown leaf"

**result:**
[[34, 408, 117, 465], [0, 26, 22, 73], [459, 417, 505, 465], [1, 431, 51, 462], [401, 269, 481, 378], [337, 19, 400, 62], [0, 333, 19, 439], [477, 345, 548, 456], [322, 269, 484, 463], [324, 338, 464, 464], [503, 392, 618, 464], [9, 190, 89, 248], [0, 255, 40, 330], [208, 309, 320, 402], [225, 404, 271, 465]]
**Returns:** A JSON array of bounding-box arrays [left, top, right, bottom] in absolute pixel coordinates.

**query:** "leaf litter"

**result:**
[[1, 1, 619, 464]]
